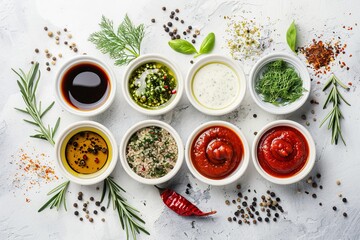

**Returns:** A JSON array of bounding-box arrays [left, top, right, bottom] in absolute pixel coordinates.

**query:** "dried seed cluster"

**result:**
[[32, 26, 81, 71], [73, 191, 106, 223], [151, 7, 201, 42], [225, 185, 285, 225]]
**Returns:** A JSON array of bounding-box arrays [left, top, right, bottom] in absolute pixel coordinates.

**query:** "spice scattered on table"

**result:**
[[10, 146, 58, 202], [225, 16, 273, 61], [33, 26, 80, 71], [72, 191, 107, 223], [225, 184, 285, 225], [155, 7, 200, 42]]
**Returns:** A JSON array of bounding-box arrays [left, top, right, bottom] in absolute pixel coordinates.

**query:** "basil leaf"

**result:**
[[286, 21, 297, 53], [199, 32, 215, 54], [168, 39, 198, 54]]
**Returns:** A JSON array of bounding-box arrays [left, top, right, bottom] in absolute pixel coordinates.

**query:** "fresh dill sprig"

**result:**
[[89, 15, 145, 66], [102, 177, 149, 240], [320, 74, 350, 145], [38, 181, 70, 212], [13, 62, 60, 146], [255, 60, 305, 106]]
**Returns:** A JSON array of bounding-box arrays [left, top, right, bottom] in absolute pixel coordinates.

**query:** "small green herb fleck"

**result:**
[[286, 21, 297, 53]]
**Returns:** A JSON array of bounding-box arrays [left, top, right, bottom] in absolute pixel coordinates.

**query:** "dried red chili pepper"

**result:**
[[155, 186, 216, 217]]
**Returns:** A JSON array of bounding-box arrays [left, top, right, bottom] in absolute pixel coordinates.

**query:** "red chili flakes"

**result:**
[[10, 146, 58, 203], [348, 82, 353, 86], [299, 38, 350, 77]]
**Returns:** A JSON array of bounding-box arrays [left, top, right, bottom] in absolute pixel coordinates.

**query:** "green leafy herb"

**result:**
[[13, 62, 60, 146], [102, 177, 149, 240], [38, 181, 70, 212], [255, 60, 305, 106], [89, 15, 145, 66], [168, 32, 216, 57], [286, 21, 297, 53], [195, 32, 215, 58], [168, 39, 198, 55], [320, 74, 350, 145]]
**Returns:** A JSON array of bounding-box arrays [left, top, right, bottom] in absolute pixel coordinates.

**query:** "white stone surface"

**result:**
[[0, 0, 359, 239]]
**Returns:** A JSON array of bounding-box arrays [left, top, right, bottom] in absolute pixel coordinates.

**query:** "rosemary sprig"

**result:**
[[38, 181, 70, 212], [102, 177, 149, 240], [320, 74, 350, 145], [13, 62, 60, 146], [89, 15, 145, 66]]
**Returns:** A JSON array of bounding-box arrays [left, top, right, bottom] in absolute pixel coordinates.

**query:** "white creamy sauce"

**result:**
[[192, 63, 239, 109]]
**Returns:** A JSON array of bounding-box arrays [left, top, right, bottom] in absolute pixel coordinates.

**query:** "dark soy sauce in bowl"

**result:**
[[61, 63, 110, 110]]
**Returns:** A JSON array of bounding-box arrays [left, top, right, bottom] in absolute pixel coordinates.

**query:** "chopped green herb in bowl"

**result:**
[[249, 52, 310, 115], [255, 59, 305, 106], [129, 62, 177, 109]]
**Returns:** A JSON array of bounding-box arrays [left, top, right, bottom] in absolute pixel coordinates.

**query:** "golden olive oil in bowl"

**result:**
[[56, 121, 118, 185]]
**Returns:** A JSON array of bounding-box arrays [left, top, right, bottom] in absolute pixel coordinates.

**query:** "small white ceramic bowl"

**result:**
[[55, 55, 116, 117], [122, 54, 183, 115], [55, 121, 118, 185], [119, 120, 184, 185], [249, 52, 310, 115], [185, 55, 246, 116], [252, 120, 316, 185], [185, 121, 249, 186]]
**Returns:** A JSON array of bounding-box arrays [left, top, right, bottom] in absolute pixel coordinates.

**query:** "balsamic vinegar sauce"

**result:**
[[61, 63, 110, 110]]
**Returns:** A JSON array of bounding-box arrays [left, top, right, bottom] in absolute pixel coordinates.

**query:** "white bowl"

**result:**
[[122, 54, 183, 115], [185, 121, 250, 186], [185, 55, 246, 116], [119, 120, 184, 185], [55, 55, 116, 117], [249, 52, 310, 115], [252, 120, 316, 185], [55, 121, 118, 185]]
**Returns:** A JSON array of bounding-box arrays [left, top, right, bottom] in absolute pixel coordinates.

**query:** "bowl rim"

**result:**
[[185, 120, 250, 186], [122, 54, 183, 116], [55, 121, 118, 185], [185, 54, 247, 116], [251, 119, 316, 185], [248, 52, 311, 115], [55, 55, 117, 117], [119, 119, 184, 185]]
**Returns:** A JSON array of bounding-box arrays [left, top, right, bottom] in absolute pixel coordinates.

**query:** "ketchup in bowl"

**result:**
[[190, 126, 243, 179], [257, 126, 309, 178]]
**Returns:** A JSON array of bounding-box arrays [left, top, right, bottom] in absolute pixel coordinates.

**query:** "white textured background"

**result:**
[[0, 0, 359, 239]]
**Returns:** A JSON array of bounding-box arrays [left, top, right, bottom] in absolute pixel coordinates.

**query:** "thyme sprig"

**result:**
[[13, 62, 60, 146], [38, 181, 70, 212], [102, 177, 149, 240], [320, 74, 350, 145], [89, 15, 145, 66]]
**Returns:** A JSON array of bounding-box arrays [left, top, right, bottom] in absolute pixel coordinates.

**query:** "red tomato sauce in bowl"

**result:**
[[190, 126, 243, 179], [257, 126, 309, 178]]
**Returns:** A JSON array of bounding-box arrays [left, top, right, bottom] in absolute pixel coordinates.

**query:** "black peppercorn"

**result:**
[[192, 39, 196, 44], [343, 212, 348, 217], [175, 17, 179, 21], [78, 195, 82, 201], [73, 203, 78, 208], [170, 15, 174, 19], [151, 19, 155, 23], [265, 217, 270, 222], [175, 9, 179, 13], [312, 193, 317, 199], [333, 206, 337, 211], [94, 210, 98, 215], [101, 206, 106, 212], [238, 220, 242, 224], [188, 25, 192, 30], [180, 20, 184, 24], [257, 217, 262, 222], [162, 7, 166, 11], [171, 11, 175, 15], [342, 198, 347, 203], [74, 211, 79, 216], [270, 192, 276, 197], [95, 201, 101, 206]]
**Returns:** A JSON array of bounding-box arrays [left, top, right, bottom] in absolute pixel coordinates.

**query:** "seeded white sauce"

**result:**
[[192, 63, 239, 109]]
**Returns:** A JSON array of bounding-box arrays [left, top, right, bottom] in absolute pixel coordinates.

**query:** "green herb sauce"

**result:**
[[129, 62, 177, 108]]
